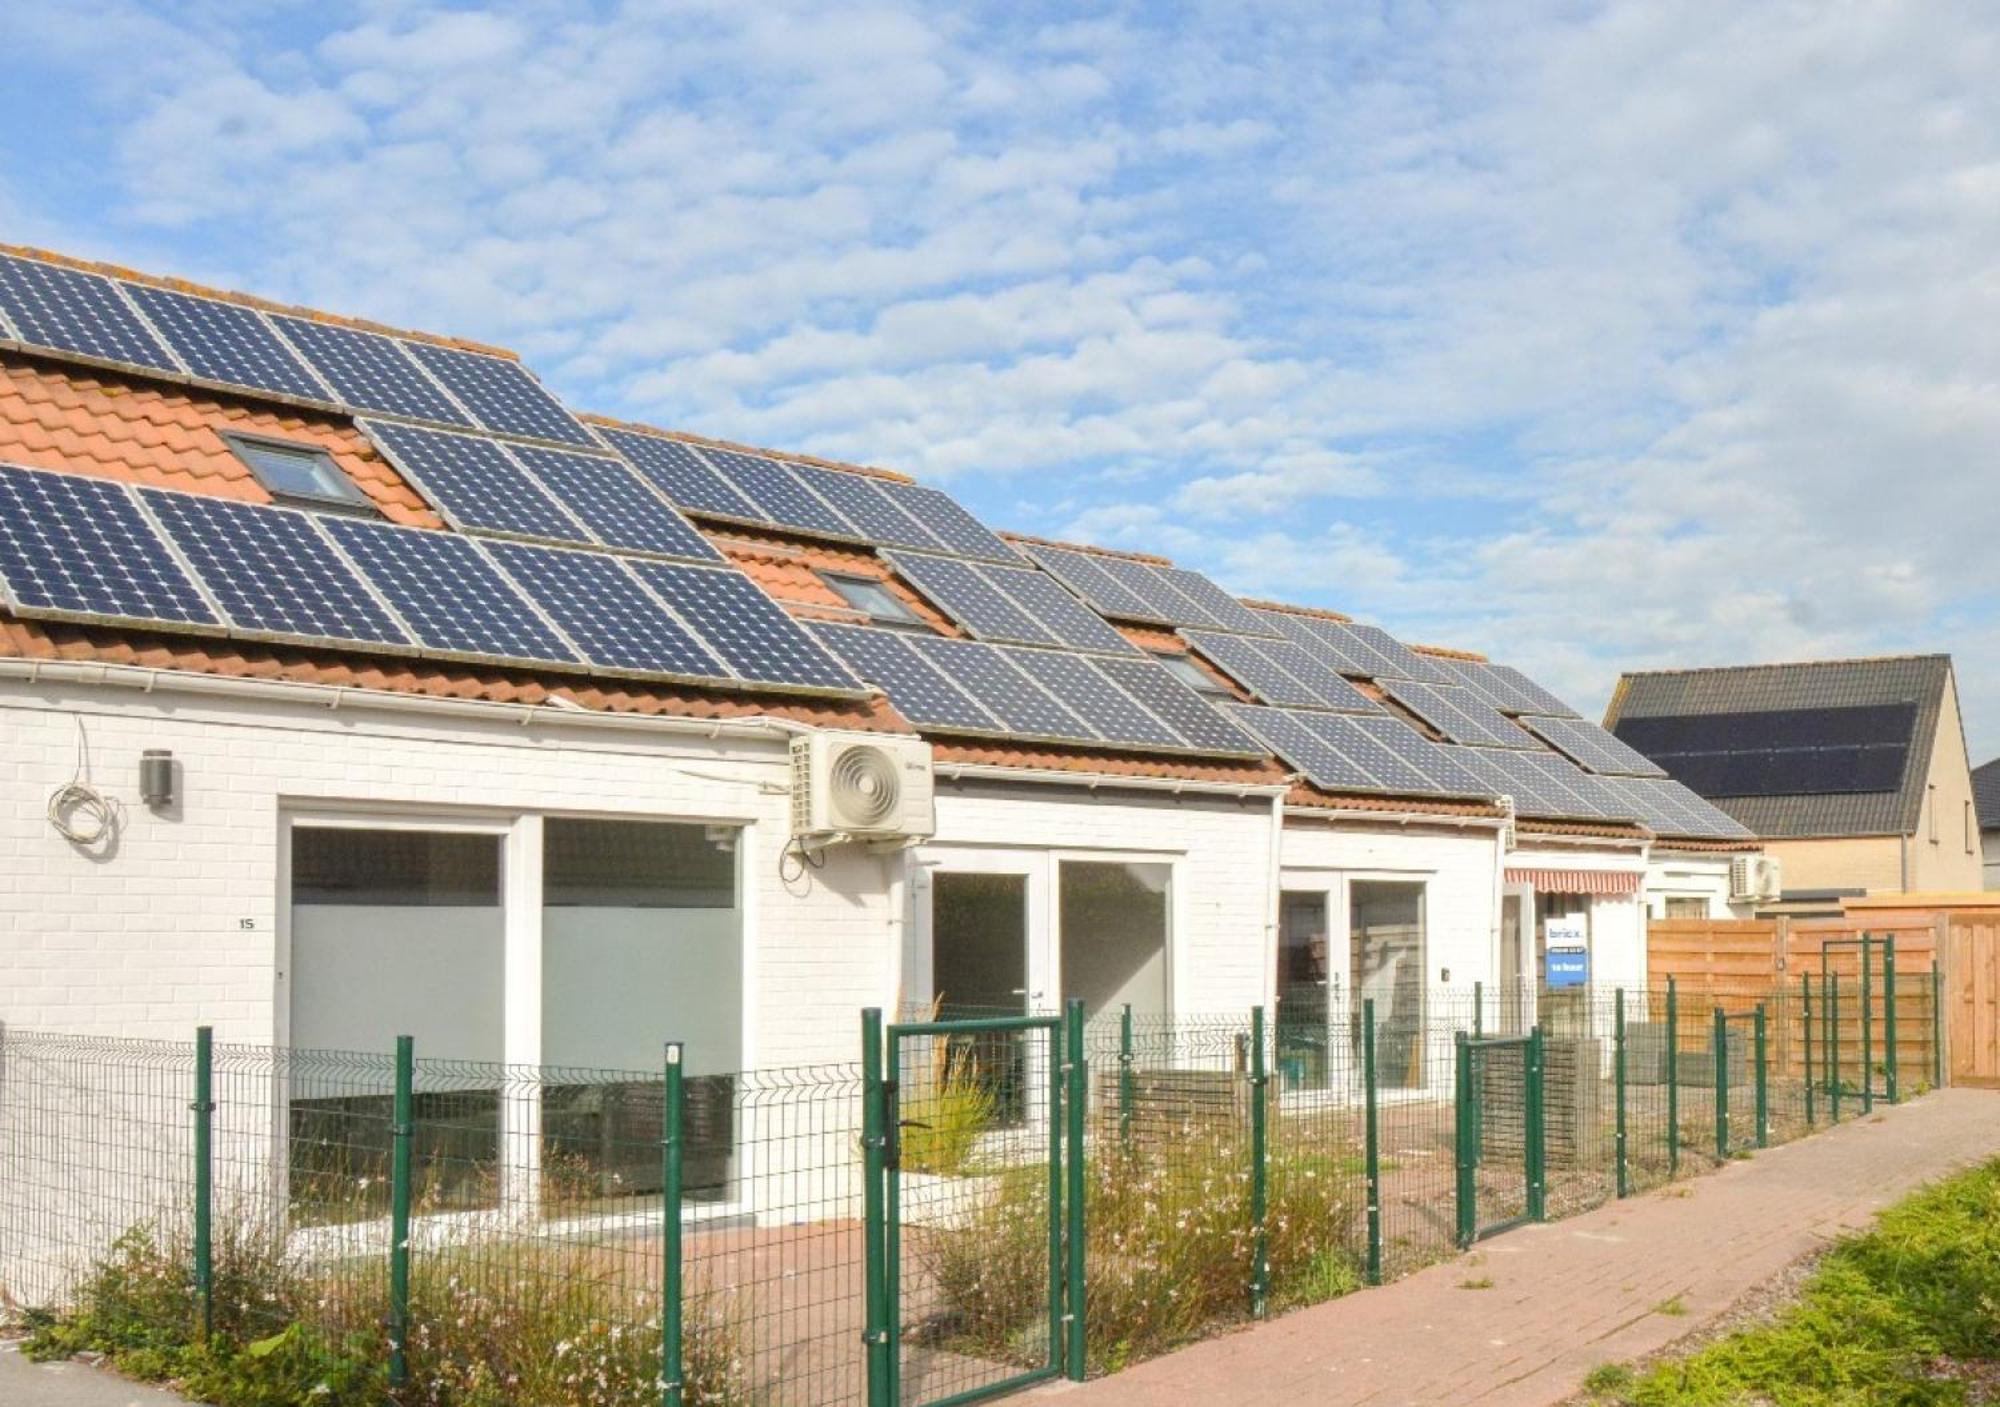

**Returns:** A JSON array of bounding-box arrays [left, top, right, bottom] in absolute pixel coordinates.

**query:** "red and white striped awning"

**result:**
[[1505, 867, 1644, 896]]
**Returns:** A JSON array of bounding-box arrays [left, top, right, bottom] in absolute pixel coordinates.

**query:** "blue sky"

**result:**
[[6, 1, 2000, 756]]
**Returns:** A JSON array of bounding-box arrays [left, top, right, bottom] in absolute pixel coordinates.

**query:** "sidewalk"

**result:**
[[0, 1343, 196, 1407], [1039, 1088, 2000, 1407]]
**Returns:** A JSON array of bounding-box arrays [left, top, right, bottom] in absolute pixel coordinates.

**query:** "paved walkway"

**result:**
[[0, 1343, 195, 1407], [1039, 1089, 2000, 1407]]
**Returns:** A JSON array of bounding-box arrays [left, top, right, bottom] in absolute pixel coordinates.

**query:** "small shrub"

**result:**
[[901, 1040, 998, 1176], [1583, 1361, 1634, 1395]]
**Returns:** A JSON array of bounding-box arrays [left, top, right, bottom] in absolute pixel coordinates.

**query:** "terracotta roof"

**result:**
[[1239, 598, 1352, 624], [0, 617, 902, 731], [997, 530, 1174, 566], [582, 413, 913, 485], [712, 529, 959, 633], [2, 245, 518, 360], [1284, 783, 1505, 819], [1411, 643, 1488, 663], [1516, 818, 1651, 842], [0, 352, 437, 525], [934, 738, 1288, 788]]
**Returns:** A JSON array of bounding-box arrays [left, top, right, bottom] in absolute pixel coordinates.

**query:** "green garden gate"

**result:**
[[864, 1006, 1086, 1407], [1455, 1028, 1546, 1247]]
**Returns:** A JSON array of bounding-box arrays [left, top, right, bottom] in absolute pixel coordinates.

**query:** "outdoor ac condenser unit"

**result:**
[[789, 732, 936, 845], [1729, 855, 1781, 903]]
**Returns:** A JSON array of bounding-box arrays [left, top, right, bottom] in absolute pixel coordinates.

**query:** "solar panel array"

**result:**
[[1228, 705, 1497, 801], [1379, 679, 1540, 750], [886, 550, 1138, 654], [0, 461, 863, 696], [360, 420, 718, 563], [1521, 715, 1669, 778], [1182, 629, 1380, 713], [594, 427, 1019, 561], [1612, 704, 1918, 798], [811, 622, 1261, 757], [1023, 543, 1277, 635], [0, 252, 593, 447]]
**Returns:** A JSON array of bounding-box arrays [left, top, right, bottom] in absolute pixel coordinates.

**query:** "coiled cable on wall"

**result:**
[[47, 715, 120, 850]]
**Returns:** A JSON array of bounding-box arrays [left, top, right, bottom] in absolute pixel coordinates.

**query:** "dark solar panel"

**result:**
[[141, 490, 407, 648], [1261, 611, 1375, 675], [599, 430, 766, 521], [904, 634, 1091, 740], [1022, 544, 1157, 619], [507, 444, 719, 562], [1227, 704, 1378, 792], [1349, 714, 1496, 798], [626, 561, 860, 692], [320, 517, 578, 666], [124, 285, 329, 401], [811, 623, 1003, 732], [876, 481, 1016, 562], [1092, 554, 1211, 627], [0, 255, 180, 373], [888, 551, 1059, 646], [272, 316, 472, 427], [362, 421, 587, 545], [1156, 566, 1270, 636], [1342, 621, 1455, 683], [401, 341, 594, 446], [1294, 712, 1440, 794], [701, 447, 856, 538], [1000, 647, 1184, 750], [788, 464, 945, 551], [1184, 629, 1324, 708], [981, 565, 1138, 655], [1093, 656, 1261, 756], [485, 541, 727, 680], [1381, 679, 1536, 749], [0, 464, 217, 628], [1612, 704, 1918, 797]]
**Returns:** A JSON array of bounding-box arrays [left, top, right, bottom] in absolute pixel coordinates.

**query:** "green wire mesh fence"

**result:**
[[0, 968, 1943, 1407]]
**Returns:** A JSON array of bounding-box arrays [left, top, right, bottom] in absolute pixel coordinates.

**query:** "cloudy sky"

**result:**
[[5, 1, 1998, 755]]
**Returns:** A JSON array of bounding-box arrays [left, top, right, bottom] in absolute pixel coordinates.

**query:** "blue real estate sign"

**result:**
[[1544, 915, 1589, 988]]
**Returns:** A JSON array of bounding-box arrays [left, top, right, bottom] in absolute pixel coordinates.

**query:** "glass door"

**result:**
[[1351, 880, 1427, 1090]]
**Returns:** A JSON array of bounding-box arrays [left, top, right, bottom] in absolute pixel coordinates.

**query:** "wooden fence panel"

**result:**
[[1946, 917, 2000, 1088]]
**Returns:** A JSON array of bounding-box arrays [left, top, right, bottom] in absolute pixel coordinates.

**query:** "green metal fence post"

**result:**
[[1803, 973, 1815, 1127], [662, 1042, 684, 1407], [1830, 971, 1843, 1123], [389, 1034, 414, 1393], [1118, 1003, 1135, 1149], [860, 1009, 889, 1407], [1754, 1004, 1769, 1149], [191, 1025, 214, 1345], [1064, 999, 1087, 1381], [1666, 976, 1679, 1176], [1613, 990, 1628, 1199], [1473, 980, 1484, 1039], [1248, 1004, 1270, 1318], [1932, 959, 1945, 1090], [1713, 1007, 1729, 1160], [1453, 1031, 1474, 1248], [1527, 1024, 1547, 1224], [1860, 934, 1875, 1114], [1362, 997, 1382, 1285], [1883, 938, 1899, 1104]]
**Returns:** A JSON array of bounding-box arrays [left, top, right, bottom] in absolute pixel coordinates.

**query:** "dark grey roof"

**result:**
[[1603, 655, 1951, 839], [1975, 758, 2000, 832]]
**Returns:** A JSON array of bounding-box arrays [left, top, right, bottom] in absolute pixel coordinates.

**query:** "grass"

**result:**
[[1591, 1156, 2000, 1405], [899, 1036, 999, 1177]]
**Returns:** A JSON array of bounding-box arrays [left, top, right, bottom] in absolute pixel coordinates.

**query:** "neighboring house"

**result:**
[[1975, 758, 2000, 889], [1606, 655, 1981, 907], [0, 245, 1752, 1086]]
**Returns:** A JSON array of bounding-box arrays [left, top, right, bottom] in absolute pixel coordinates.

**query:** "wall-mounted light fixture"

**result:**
[[139, 749, 176, 810]]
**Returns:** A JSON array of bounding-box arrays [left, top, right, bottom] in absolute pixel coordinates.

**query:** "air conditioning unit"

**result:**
[[790, 732, 936, 845], [1729, 855, 1782, 903]]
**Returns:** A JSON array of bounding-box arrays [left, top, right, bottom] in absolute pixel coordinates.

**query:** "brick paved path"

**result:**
[[1038, 1088, 2000, 1407]]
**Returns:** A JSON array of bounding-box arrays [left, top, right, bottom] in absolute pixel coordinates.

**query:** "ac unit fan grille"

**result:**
[[830, 744, 901, 827]]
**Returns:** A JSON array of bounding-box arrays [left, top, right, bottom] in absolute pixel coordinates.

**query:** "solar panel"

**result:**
[[1227, 704, 1379, 792], [1342, 621, 1455, 683], [887, 551, 1058, 646], [400, 341, 593, 447], [787, 464, 945, 551], [874, 482, 1016, 563], [1000, 647, 1184, 750], [903, 634, 1090, 741], [0, 464, 217, 629], [1381, 679, 1536, 750], [1432, 656, 1532, 714], [361, 421, 587, 545], [1613, 704, 1918, 798], [485, 541, 727, 680], [272, 316, 472, 427], [1156, 566, 1270, 636], [0, 255, 179, 373], [1491, 662, 1579, 717], [1456, 748, 1579, 818], [1294, 712, 1444, 795], [1348, 714, 1497, 798], [811, 623, 1004, 732], [140, 490, 407, 648], [121, 285, 327, 402], [1183, 630, 1322, 708], [1522, 716, 1667, 778], [1515, 751, 1621, 817], [1091, 554, 1216, 627], [1260, 611, 1375, 675], [625, 561, 859, 693], [1093, 656, 1262, 756], [980, 564, 1139, 655], [700, 448, 856, 538], [1022, 544, 1157, 619], [507, 444, 718, 562], [599, 430, 764, 521], [320, 516, 578, 667]]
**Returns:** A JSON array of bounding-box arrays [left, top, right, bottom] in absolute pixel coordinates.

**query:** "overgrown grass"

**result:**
[[920, 1120, 1362, 1374], [1597, 1157, 2000, 1405], [900, 1039, 999, 1177], [24, 1215, 750, 1406]]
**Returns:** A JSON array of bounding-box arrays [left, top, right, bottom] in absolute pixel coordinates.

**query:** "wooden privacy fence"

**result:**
[[1647, 916, 1942, 1089], [1945, 915, 2000, 1088]]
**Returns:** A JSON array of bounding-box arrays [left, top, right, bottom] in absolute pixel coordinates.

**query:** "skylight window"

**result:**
[[820, 571, 925, 629], [1157, 651, 1231, 696], [224, 432, 372, 513]]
